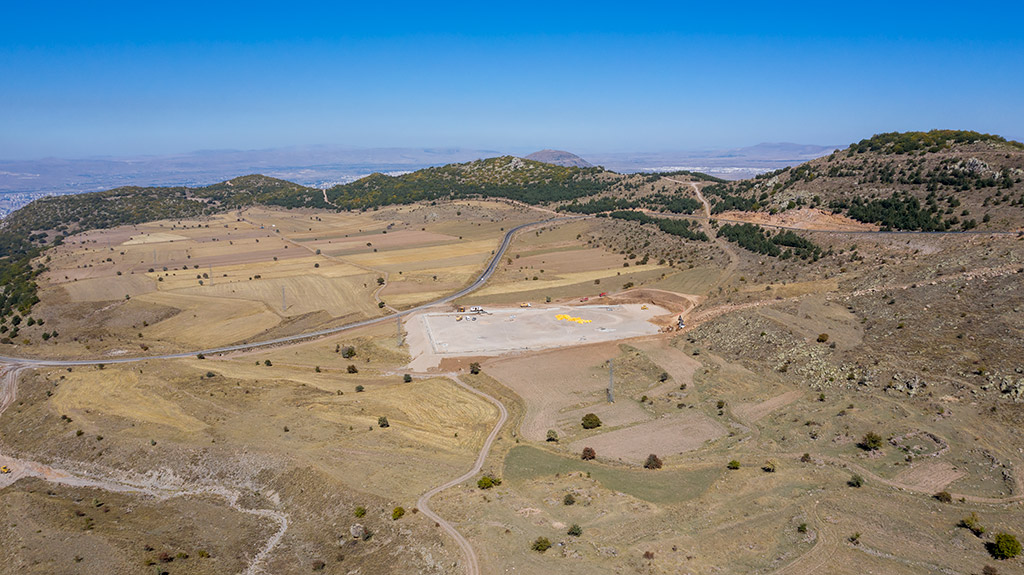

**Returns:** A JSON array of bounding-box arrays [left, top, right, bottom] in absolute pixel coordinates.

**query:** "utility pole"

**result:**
[[607, 359, 614, 403], [396, 316, 403, 347], [282, 286, 286, 312], [209, 264, 213, 286]]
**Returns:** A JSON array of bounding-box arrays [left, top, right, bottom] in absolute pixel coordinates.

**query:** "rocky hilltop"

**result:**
[[524, 149, 594, 168]]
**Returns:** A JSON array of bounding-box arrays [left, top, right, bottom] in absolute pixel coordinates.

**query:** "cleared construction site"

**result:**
[[405, 304, 665, 369]]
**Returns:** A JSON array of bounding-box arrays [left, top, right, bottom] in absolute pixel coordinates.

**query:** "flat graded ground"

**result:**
[[405, 304, 665, 370], [483, 342, 663, 442], [567, 414, 726, 464]]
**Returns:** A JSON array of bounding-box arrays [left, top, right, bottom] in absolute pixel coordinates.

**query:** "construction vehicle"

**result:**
[[0, 466, 10, 474], [641, 304, 649, 310], [469, 306, 484, 313], [599, 292, 608, 297], [457, 306, 466, 313], [520, 302, 532, 308], [455, 315, 464, 322]]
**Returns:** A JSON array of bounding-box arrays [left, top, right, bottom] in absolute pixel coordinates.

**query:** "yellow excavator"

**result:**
[[0, 466, 11, 474]]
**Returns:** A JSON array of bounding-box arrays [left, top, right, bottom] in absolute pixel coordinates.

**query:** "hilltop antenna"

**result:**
[[607, 359, 614, 403]]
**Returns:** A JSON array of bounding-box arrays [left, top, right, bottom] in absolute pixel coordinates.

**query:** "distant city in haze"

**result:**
[[0, 142, 837, 216]]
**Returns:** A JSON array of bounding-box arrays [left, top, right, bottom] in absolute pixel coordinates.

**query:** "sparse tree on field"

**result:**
[[959, 512, 986, 536], [347, 364, 358, 373], [378, 416, 389, 428], [546, 430, 559, 442], [581, 413, 602, 429], [567, 523, 582, 537], [644, 454, 663, 469], [990, 533, 1021, 560], [581, 447, 596, 460], [469, 362, 481, 375], [859, 432, 884, 451], [848, 474, 864, 487], [531, 537, 551, 552], [392, 506, 405, 520]]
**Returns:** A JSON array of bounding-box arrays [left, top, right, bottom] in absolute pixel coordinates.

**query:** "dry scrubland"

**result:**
[[2, 195, 1024, 574]]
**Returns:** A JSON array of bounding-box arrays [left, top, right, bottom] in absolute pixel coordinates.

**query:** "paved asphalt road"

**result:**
[[0, 216, 581, 367]]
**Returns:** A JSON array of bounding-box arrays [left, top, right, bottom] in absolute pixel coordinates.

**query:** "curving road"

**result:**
[[0, 216, 582, 367], [416, 375, 508, 575]]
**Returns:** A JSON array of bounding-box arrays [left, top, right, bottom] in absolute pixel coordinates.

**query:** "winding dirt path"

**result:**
[[664, 178, 739, 289], [0, 365, 288, 575], [416, 374, 508, 575]]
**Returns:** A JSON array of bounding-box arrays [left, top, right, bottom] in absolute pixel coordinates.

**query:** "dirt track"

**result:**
[[0, 365, 289, 575], [416, 375, 508, 575]]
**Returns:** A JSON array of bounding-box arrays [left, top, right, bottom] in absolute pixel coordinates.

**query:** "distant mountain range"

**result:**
[[0, 142, 837, 216]]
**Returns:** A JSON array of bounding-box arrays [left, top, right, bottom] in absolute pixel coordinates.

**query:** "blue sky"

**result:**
[[2, 1, 1023, 159]]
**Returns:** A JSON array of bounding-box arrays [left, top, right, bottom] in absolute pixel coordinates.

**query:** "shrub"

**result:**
[[355, 385, 364, 392], [206, 371, 215, 378], [800, 453, 812, 463], [312, 560, 326, 571], [341, 346, 356, 358], [643, 550, 655, 560], [983, 566, 999, 575], [563, 493, 576, 506], [581, 413, 602, 429], [658, 371, 669, 382], [378, 416, 389, 428], [546, 430, 559, 442], [716, 399, 726, 410], [567, 523, 582, 537], [347, 364, 359, 374], [531, 537, 551, 552], [644, 454, 663, 469], [264, 359, 272, 367], [797, 523, 808, 533], [848, 474, 864, 488], [469, 362, 481, 375], [353, 506, 366, 518], [727, 460, 741, 470], [762, 461, 777, 473], [817, 333, 829, 343], [477, 475, 501, 489], [934, 491, 952, 503], [403, 374, 412, 383], [581, 447, 596, 460], [959, 512, 985, 536], [859, 432, 884, 451], [392, 506, 405, 520], [989, 533, 1021, 560]]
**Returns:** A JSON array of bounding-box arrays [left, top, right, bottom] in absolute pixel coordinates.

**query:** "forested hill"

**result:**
[[693, 130, 1024, 231], [325, 156, 615, 209]]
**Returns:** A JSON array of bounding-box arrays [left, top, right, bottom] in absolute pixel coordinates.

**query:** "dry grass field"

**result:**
[[3, 197, 1024, 575]]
